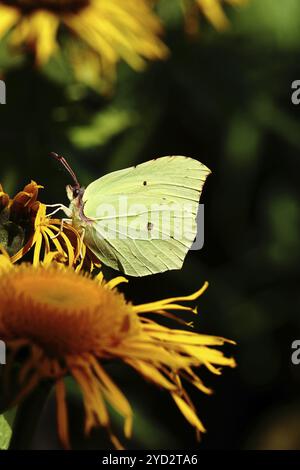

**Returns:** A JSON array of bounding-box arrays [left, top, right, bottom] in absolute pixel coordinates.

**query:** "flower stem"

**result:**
[[9, 381, 53, 450]]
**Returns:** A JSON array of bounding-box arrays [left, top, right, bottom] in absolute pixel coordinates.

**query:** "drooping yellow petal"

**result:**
[[71, 364, 110, 433], [56, 379, 70, 450], [89, 357, 133, 438], [172, 392, 206, 433]]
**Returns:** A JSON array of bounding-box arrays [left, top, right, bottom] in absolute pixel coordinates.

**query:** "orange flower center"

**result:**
[[2, 0, 90, 13], [0, 266, 138, 357]]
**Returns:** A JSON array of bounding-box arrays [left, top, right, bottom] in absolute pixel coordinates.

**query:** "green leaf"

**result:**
[[68, 107, 136, 149], [0, 415, 12, 450]]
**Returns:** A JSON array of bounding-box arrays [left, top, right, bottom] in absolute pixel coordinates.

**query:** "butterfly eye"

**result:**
[[73, 188, 80, 198]]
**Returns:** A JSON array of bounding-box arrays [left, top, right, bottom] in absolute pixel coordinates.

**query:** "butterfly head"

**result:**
[[66, 184, 85, 203], [51, 152, 85, 204]]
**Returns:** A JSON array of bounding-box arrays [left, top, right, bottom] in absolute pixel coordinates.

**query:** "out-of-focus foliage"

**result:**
[[0, 415, 11, 450], [0, 0, 300, 450]]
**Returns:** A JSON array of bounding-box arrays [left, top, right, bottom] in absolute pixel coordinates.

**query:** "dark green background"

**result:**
[[1, 0, 300, 450]]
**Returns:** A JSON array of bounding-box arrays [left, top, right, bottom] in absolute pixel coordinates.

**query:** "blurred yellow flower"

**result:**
[[0, 0, 168, 87], [185, 0, 248, 32], [0, 258, 235, 449]]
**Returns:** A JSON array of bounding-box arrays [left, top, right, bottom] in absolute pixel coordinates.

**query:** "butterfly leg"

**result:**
[[79, 227, 86, 258], [50, 218, 72, 240], [46, 204, 72, 218]]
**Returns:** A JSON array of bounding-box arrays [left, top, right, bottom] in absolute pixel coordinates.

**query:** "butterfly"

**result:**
[[50, 152, 211, 276]]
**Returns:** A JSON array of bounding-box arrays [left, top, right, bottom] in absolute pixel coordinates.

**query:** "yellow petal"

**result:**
[[196, 0, 230, 30], [126, 359, 177, 391], [56, 379, 70, 450], [133, 282, 209, 314], [172, 392, 206, 433], [89, 357, 132, 438], [0, 6, 19, 39], [106, 276, 128, 290], [11, 11, 58, 65]]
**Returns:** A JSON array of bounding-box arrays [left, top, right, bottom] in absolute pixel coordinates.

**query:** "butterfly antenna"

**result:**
[[50, 152, 80, 187]]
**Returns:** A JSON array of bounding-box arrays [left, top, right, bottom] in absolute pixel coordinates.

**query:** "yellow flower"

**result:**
[[0, 257, 235, 449], [0, 0, 168, 88], [0, 181, 97, 270], [185, 0, 248, 32]]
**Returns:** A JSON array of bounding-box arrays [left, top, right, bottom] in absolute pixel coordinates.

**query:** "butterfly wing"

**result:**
[[82, 156, 211, 276]]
